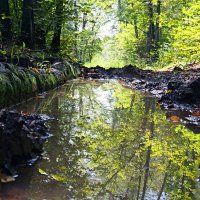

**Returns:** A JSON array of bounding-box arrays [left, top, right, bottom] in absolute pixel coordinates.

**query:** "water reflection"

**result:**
[[1, 80, 200, 200]]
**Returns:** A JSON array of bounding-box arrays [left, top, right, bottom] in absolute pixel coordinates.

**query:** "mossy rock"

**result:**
[[0, 62, 80, 107], [0, 74, 15, 105]]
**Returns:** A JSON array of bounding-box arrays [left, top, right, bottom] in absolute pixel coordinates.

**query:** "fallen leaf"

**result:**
[[192, 111, 200, 117], [21, 111, 30, 116], [168, 116, 180, 123], [0, 173, 15, 183], [31, 68, 39, 73], [38, 168, 48, 176], [156, 102, 160, 107], [118, 80, 125, 84], [51, 174, 65, 182], [36, 95, 45, 99], [166, 90, 173, 94]]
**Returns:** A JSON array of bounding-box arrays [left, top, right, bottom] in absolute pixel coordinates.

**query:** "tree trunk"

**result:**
[[12, 0, 20, 36], [134, 18, 139, 39], [51, 0, 64, 53], [136, 173, 142, 200], [141, 99, 155, 200], [73, 0, 79, 58], [118, 0, 121, 10], [82, 13, 87, 30], [146, 0, 155, 55], [34, 0, 46, 49], [0, 0, 12, 45], [118, 0, 122, 14], [140, 145, 151, 200], [153, 0, 161, 60], [157, 161, 171, 200], [21, 0, 35, 48], [155, 0, 161, 44]]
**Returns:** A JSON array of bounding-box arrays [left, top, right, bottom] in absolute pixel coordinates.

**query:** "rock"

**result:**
[[173, 66, 183, 72], [120, 64, 141, 78], [88, 73, 100, 79], [52, 62, 66, 70], [150, 90, 164, 95], [189, 78, 200, 100], [0, 109, 52, 181], [168, 81, 182, 90], [0, 63, 12, 75]]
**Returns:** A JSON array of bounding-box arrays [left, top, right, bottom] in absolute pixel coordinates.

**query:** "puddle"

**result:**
[[1, 80, 200, 200]]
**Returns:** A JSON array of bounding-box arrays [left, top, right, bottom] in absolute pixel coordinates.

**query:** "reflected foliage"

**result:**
[[14, 80, 200, 199]]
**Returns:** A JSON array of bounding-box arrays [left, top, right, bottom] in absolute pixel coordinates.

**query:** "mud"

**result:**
[[0, 109, 52, 182]]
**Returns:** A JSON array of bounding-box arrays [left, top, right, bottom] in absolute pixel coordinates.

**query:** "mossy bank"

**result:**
[[0, 61, 80, 107]]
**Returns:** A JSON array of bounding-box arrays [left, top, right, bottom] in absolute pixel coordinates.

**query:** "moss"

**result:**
[[0, 74, 15, 105], [0, 62, 79, 107]]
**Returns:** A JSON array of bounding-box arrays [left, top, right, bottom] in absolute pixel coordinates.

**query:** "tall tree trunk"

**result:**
[[146, 0, 155, 56], [82, 13, 87, 30], [21, 0, 35, 48], [0, 0, 12, 45], [136, 172, 142, 200], [141, 99, 155, 200], [118, 0, 122, 14], [134, 18, 139, 39], [118, 0, 121, 10], [155, 0, 161, 44], [157, 161, 171, 200], [51, 0, 64, 53], [153, 0, 161, 60], [73, 0, 79, 58], [141, 145, 151, 200], [34, 0, 46, 49]]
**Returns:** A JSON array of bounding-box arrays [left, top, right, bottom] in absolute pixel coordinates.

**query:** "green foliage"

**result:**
[[1, 0, 199, 68], [86, 0, 200, 69], [85, 37, 126, 68]]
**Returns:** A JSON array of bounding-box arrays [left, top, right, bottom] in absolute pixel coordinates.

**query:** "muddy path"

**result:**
[[80, 64, 200, 130]]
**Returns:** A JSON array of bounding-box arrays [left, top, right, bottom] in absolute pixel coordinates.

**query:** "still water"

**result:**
[[0, 80, 200, 200]]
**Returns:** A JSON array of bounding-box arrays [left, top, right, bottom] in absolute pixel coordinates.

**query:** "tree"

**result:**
[[21, 0, 35, 48], [0, 0, 12, 45], [51, 0, 64, 53], [34, 0, 47, 49]]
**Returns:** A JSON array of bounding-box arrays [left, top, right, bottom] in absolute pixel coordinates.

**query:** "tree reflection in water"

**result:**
[[7, 80, 200, 200]]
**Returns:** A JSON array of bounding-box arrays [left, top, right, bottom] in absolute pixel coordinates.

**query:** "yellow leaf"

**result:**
[[38, 168, 48, 176], [51, 174, 65, 182], [166, 90, 173, 94]]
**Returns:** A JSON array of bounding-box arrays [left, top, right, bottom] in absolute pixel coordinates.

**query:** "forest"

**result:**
[[0, 0, 199, 69], [0, 0, 200, 200]]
